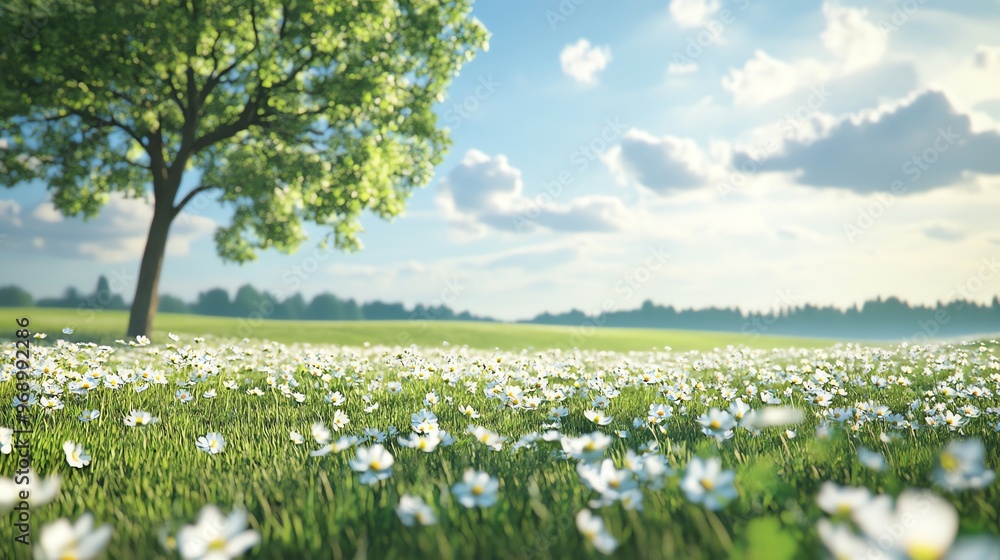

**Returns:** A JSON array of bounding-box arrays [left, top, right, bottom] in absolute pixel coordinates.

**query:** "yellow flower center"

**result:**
[[700, 478, 714, 491], [208, 538, 228, 552], [472, 484, 484, 496], [59, 552, 79, 560], [710, 420, 721, 429], [609, 479, 620, 489], [583, 442, 596, 451], [371, 461, 382, 470], [940, 452, 960, 472], [135, 416, 144, 425], [906, 544, 943, 560]]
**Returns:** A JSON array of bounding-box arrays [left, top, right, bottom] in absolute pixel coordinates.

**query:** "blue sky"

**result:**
[[3, 0, 1000, 321]]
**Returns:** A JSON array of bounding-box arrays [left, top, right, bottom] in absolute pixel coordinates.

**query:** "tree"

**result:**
[[306, 292, 343, 320], [0, 0, 489, 338], [193, 288, 232, 316], [158, 294, 191, 313], [0, 285, 33, 307]]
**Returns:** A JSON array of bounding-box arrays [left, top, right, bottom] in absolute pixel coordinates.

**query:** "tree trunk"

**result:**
[[126, 203, 174, 338]]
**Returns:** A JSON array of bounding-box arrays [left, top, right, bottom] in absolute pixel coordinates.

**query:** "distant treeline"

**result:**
[[2, 277, 999, 339], [527, 298, 1000, 340], [0, 277, 493, 323]]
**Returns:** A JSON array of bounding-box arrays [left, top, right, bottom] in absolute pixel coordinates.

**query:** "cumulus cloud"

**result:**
[[601, 129, 721, 194], [669, 0, 720, 28], [560, 39, 612, 85], [820, 4, 887, 72], [437, 150, 627, 235], [723, 3, 886, 105], [0, 193, 216, 262], [752, 90, 1000, 193], [722, 50, 832, 106]]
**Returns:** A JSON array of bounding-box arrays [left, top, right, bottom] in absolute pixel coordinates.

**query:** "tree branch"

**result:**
[[172, 184, 221, 217]]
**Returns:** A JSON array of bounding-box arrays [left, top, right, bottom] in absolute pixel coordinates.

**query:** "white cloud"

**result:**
[[722, 50, 832, 106], [437, 150, 627, 235], [821, 4, 887, 72], [560, 39, 613, 85], [669, 0, 720, 28], [602, 129, 722, 194], [0, 200, 22, 227], [723, 2, 887, 106], [0, 193, 215, 263]]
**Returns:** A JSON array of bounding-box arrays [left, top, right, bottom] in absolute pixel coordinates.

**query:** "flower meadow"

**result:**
[[2, 333, 999, 559]]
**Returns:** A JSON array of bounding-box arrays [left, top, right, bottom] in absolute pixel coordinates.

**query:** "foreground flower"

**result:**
[[398, 432, 441, 453], [349, 444, 394, 485], [310, 436, 359, 457], [562, 432, 613, 463], [576, 509, 618, 555], [196, 433, 226, 455], [852, 490, 958, 560], [1, 426, 11, 454], [35, 513, 112, 560], [741, 407, 804, 430], [452, 469, 499, 508], [396, 495, 438, 526], [177, 505, 260, 560], [63, 440, 91, 469], [858, 448, 887, 472], [697, 409, 736, 442], [680, 457, 737, 510], [816, 482, 872, 516], [932, 439, 996, 492], [0, 470, 60, 512], [585, 409, 614, 426], [124, 410, 159, 427]]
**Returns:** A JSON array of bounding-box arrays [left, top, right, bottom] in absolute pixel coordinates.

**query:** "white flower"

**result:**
[[680, 457, 738, 510], [290, 431, 305, 445], [203, 389, 217, 399], [575, 509, 618, 555], [562, 432, 613, 463], [853, 489, 958, 560], [349, 444, 394, 485], [311, 421, 331, 445], [933, 439, 996, 492], [124, 410, 159, 427], [697, 409, 736, 442], [741, 407, 804, 430], [1, 426, 12, 454], [331, 410, 350, 431], [177, 505, 260, 560], [196, 433, 226, 455], [77, 410, 100, 423], [62, 327, 74, 335], [0, 470, 60, 512], [816, 482, 872, 516], [858, 448, 888, 472], [396, 495, 437, 526], [398, 432, 441, 453], [63, 440, 91, 469], [35, 513, 113, 560], [585, 409, 614, 426], [310, 436, 360, 457], [452, 469, 499, 508]]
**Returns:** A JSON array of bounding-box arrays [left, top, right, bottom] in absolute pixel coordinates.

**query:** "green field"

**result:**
[[3, 314, 998, 560], [0, 307, 835, 352]]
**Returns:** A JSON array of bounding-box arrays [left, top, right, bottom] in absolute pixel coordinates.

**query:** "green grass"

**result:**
[[0, 307, 836, 352]]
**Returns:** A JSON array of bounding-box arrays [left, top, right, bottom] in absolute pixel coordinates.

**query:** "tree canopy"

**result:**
[[0, 0, 489, 336]]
